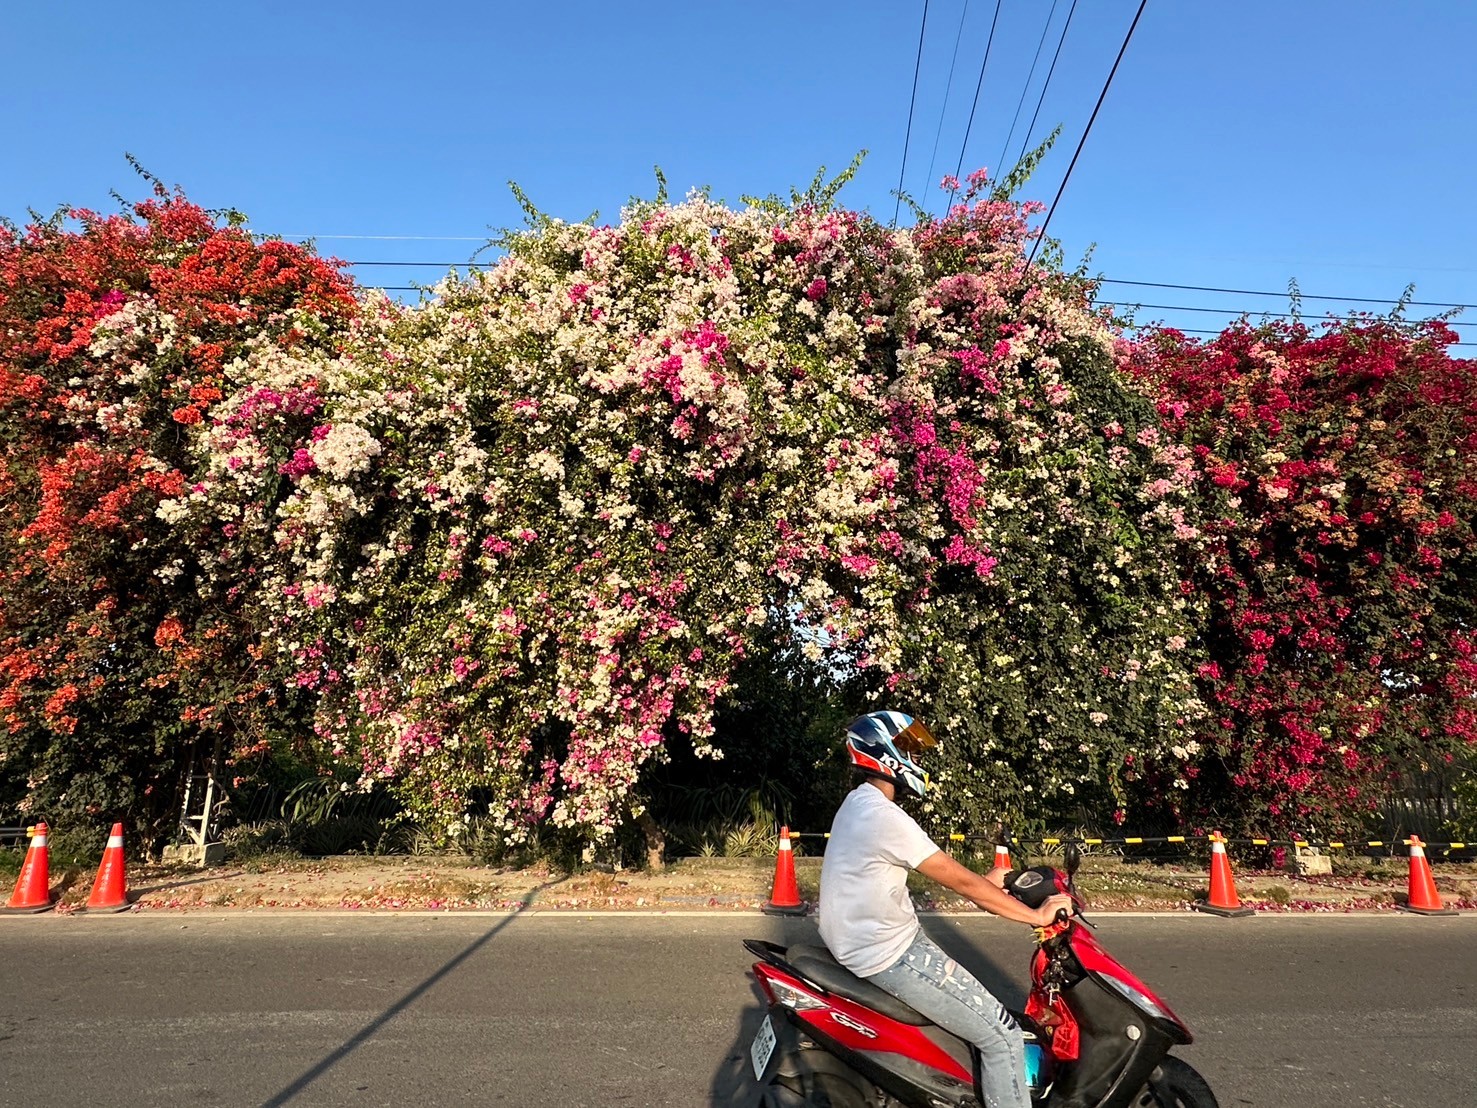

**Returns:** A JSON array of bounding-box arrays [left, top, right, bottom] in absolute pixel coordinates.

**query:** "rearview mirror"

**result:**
[[1064, 842, 1081, 882]]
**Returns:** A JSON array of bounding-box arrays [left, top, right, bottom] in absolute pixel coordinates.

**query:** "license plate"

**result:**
[[750, 1014, 777, 1081]]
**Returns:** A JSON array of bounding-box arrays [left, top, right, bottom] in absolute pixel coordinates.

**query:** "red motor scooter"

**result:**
[[743, 844, 1218, 1107]]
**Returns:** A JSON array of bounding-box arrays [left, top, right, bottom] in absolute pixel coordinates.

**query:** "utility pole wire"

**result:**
[[947, 0, 1004, 209], [1097, 279, 1472, 310], [894, 0, 931, 226], [922, 0, 971, 214], [1013, 0, 1079, 175], [271, 234, 487, 241], [1138, 325, 1472, 346], [993, 0, 1060, 189], [338, 264, 1476, 311], [1027, 0, 1148, 265], [1101, 301, 1475, 326]]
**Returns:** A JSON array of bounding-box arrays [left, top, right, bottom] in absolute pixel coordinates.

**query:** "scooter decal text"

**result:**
[[830, 1011, 878, 1038]]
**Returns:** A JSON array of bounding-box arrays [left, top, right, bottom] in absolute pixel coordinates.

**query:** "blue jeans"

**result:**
[[866, 932, 1030, 1108]]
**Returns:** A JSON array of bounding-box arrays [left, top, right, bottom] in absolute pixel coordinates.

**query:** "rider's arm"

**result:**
[[916, 850, 1067, 927]]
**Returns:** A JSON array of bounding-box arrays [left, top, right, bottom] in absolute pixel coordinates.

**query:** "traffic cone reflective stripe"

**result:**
[[1192, 831, 1254, 918], [82, 822, 131, 913], [1399, 836, 1458, 916], [3, 821, 55, 914], [762, 826, 806, 917]]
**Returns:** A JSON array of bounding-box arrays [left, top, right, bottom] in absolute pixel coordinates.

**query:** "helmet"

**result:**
[[845, 711, 937, 799]]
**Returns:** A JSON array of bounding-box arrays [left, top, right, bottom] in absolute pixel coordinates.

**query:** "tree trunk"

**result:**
[[634, 808, 666, 871]]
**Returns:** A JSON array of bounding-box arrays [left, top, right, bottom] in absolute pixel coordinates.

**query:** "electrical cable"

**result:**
[[993, 0, 1059, 188], [1100, 301, 1473, 326], [894, 0, 932, 227], [1013, 0, 1078, 173], [292, 252, 1476, 283], [360, 284, 1473, 345], [341, 263, 1474, 314], [947, 0, 1004, 209], [1097, 278, 1472, 310], [1027, 0, 1148, 265], [921, 0, 971, 212], [270, 234, 487, 242], [1130, 325, 1472, 347]]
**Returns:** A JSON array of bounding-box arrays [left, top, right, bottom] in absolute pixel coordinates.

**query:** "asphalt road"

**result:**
[[0, 911, 1473, 1107]]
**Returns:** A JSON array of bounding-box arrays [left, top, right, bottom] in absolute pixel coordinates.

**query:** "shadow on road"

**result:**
[[711, 976, 774, 1108], [258, 880, 557, 1107], [707, 912, 1025, 1106], [708, 912, 836, 1107], [129, 870, 247, 896], [35, 867, 84, 904]]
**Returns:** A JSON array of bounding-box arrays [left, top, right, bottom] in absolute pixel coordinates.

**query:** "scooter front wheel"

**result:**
[[1139, 1056, 1219, 1108]]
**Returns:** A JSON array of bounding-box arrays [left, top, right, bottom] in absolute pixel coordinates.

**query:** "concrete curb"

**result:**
[[11, 907, 1474, 921]]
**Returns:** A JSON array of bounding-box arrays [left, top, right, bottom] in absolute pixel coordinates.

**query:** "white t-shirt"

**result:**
[[817, 783, 942, 977]]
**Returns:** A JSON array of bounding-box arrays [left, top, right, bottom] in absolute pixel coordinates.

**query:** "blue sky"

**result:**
[[3, 0, 1472, 345]]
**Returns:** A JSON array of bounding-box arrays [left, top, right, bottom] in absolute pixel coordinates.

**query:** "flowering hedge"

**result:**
[[145, 171, 1203, 841], [0, 187, 355, 835], [1130, 320, 1477, 832], [5, 174, 1471, 849]]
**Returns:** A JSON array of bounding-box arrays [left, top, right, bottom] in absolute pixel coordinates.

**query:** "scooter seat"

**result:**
[[785, 945, 932, 1025]]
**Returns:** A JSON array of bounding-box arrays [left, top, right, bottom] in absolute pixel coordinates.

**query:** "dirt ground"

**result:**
[[31, 851, 1477, 914]]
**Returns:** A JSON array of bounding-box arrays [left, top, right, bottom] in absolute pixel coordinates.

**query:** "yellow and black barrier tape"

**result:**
[[787, 831, 1470, 852]]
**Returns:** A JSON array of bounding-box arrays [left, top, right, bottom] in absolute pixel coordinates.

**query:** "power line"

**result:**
[[268, 233, 487, 242], [1099, 301, 1474, 327], [342, 263, 1473, 311], [947, 0, 1004, 208], [922, 0, 971, 211], [1127, 323, 1473, 347], [275, 237, 1477, 278], [993, 0, 1060, 186], [1097, 278, 1472, 310], [358, 282, 1473, 345], [1013, 0, 1078, 174], [293, 253, 1477, 278], [1026, 0, 1148, 265], [894, 0, 932, 226]]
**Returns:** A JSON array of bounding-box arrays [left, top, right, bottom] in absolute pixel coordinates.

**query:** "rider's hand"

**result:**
[[1032, 894, 1075, 927]]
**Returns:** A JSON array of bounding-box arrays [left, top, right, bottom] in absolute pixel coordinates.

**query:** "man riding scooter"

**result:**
[[819, 711, 1073, 1108]]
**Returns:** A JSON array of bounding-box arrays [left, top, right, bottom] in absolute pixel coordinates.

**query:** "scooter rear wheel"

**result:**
[[1140, 1056, 1219, 1108], [761, 1072, 873, 1107]]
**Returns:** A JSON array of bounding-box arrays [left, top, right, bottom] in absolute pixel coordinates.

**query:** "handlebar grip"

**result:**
[[1054, 908, 1070, 924]]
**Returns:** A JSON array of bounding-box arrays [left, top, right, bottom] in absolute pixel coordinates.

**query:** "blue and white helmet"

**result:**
[[845, 711, 937, 799]]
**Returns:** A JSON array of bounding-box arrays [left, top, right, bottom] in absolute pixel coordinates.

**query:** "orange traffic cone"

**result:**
[[993, 839, 1014, 871], [3, 822, 56, 914], [81, 823, 131, 913], [1192, 831, 1254, 918], [1398, 835, 1458, 916], [762, 826, 806, 916]]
